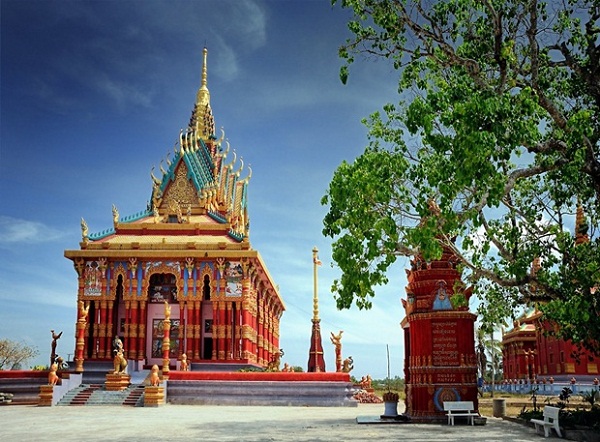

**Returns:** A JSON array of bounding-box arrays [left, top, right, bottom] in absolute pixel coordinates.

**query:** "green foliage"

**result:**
[[371, 375, 405, 392], [580, 389, 600, 408], [0, 339, 39, 370], [325, 0, 600, 355], [520, 406, 600, 431]]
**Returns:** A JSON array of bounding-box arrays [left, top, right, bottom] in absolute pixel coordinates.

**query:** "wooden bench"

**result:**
[[531, 405, 562, 438], [443, 401, 479, 425]]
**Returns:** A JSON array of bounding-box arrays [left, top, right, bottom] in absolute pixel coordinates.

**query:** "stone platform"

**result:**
[[166, 371, 357, 407]]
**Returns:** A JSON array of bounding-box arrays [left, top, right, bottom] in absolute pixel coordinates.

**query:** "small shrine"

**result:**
[[401, 225, 478, 421], [64, 49, 285, 374]]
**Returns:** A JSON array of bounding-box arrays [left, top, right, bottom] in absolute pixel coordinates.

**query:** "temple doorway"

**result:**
[[146, 272, 180, 366]]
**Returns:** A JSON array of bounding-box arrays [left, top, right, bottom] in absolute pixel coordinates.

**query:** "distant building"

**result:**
[[64, 49, 285, 372], [502, 207, 598, 382], [502, 307, 598, 381]]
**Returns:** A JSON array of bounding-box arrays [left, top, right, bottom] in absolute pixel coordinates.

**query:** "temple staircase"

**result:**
[[57, 384, 145, 407]]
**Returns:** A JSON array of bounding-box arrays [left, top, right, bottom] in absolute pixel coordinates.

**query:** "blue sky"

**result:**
[[1, 0, 411, 378]]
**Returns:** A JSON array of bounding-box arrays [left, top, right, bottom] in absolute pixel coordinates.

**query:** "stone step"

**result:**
[[58, 384, 144, 406]]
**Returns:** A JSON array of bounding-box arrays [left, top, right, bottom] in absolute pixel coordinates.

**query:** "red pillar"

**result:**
[[129, 300, 139, 360]]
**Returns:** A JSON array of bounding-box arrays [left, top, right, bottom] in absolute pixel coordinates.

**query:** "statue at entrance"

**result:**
[[48, 363, 59, 386], [113, 349, 128, 374]]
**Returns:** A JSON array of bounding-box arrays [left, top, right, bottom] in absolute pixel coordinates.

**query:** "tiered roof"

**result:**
[[76, 48, 252, 249], [66, 49, 279, 295]]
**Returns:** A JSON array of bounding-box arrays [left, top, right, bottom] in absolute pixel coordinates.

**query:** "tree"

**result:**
[[323, 0, 600, 354], [0, 339, 39, 370]]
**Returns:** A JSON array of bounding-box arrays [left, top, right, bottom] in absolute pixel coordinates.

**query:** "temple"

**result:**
[[401, 208, 478, 421], [64, 49, 285, 373]]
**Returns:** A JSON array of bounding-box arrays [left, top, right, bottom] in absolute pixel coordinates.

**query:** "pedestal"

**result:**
[[38, 385, 54, 406], [382, 401, 399, 418], [144, 385, 165, 407], [105, 373, 131, 391]]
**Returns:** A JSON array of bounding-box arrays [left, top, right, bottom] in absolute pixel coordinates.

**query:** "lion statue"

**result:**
[[113, 349, 128, 374], [48, 363, 59, 386], [180, 353, 189, 371], [149, 364, 161, 386], [266, 349, 284, 372]]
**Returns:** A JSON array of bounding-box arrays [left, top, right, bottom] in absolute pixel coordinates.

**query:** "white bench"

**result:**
[[531, 405, 562, 438], [443, 401, 479, 425]]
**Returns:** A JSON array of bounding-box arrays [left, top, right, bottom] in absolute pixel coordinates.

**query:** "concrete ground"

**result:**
[[0, 403, 546, 442]]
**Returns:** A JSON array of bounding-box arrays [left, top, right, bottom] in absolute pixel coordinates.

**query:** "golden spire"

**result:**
[[312, 247, 322, 321], [196, 47, 210, 109], [190, 47, 215, 142]]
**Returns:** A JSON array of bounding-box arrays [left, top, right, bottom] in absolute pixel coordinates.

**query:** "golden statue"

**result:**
[[180, 353, 189, 371], [330, 331, 343, 372], [80, 218, 88, 240], [342, 356, 354, 373], [113, 349, 128, 374], [78, 301, 89, 321], [164, 301, 171, 320], [112, 204, 119, 226], [266, 349, 284, 372], [48, 363, 59, 386], [149, 364, 161, 386]]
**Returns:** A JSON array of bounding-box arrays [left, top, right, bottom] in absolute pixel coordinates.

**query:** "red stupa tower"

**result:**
[[401, 225, 478, 421]]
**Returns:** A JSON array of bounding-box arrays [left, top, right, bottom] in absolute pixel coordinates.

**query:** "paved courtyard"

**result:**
[[0, 403, 546, 442]]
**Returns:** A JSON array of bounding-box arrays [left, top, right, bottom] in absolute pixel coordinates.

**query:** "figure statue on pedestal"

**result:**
[[48, 363, 59, 386], [181, 353, 189, 371], [330, 331, 343, 372], [149, 364, 161, 386], [342, 356, 354, 373], [50, 329, 62, 366], [113, 349, 128, 374]]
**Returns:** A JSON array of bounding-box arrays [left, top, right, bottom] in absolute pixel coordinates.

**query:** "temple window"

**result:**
[[203, 275, 211, 300], [148, 273, 177, 303], [116, 275, 123, 300]]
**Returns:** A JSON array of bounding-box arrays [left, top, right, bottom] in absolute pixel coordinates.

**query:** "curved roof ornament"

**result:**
[[242, 165, 253, 183], [166, 152, 172, 168], [150, 167, 161, 186], [235, 157, 244, 177], [227, 150, 237, 170], [179, 128, 186, 153], [216, 127, 225, 147], [221, 139, 231, 160], [159, 160, 167, 176]]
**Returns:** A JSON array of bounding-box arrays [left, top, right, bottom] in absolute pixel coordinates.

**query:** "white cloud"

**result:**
[[0, 216, 66, 244]]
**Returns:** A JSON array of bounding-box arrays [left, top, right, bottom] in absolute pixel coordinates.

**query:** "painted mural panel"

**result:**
[[151, 318, 180, 358], [84, 260, 102, 296], [225, 261, 243, 297]]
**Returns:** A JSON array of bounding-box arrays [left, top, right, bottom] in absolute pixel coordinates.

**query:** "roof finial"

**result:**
[[201, 47, 208, 92], [196, 47, 210, 107]]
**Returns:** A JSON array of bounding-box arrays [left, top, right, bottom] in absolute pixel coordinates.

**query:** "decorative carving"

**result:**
[[160, 162, 197, 213], [80, 218, 88, 243]]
